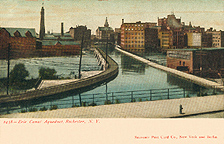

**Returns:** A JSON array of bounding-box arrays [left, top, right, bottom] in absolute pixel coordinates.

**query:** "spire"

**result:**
[[104, 17, 109, 27], [39, 6, 45, 40]]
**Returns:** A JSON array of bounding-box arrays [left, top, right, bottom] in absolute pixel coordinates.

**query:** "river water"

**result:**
[[0, 45, 220, 114]]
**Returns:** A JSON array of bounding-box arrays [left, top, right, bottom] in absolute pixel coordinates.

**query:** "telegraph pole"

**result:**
[[78, 32, 84, 79], [7, 43, 10, 95]]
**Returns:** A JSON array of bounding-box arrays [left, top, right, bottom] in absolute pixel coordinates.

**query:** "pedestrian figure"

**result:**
[[179, 104, 183, 114]]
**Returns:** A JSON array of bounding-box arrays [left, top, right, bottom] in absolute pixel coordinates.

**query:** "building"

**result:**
[[206, 28, 224, 48], [0, 27, 37, 59], [120, 19, 157, 52], [69, 25, 91, 48], [39, 40, 80, 57], [167, 48, 224, 78], [185, 32, 202, 48], [114, 28, 121, 45], [96, 17, 114, 41], [145, 27, 159, 52], [158, 13, 185, 49], [37, 6, 81, 56]]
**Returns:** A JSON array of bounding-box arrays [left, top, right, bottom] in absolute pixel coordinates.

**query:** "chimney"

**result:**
[[122, 19, 124, 24], [61, 22, 64, 36]]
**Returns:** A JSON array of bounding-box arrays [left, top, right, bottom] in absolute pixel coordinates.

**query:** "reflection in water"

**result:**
[[1, 44, 222, 114], [121, 54, 145, 75]]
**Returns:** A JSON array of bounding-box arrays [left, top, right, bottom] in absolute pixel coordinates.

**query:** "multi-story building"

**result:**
[[96, 17, 114, 41], [114, 28, 121, 45], [69, 25, 91, 48], [145, 27, 159, 52], [206, 28, 224, 48], [167, 48, 224, 78], [0, 27, 37, 59], [158, 13, 184, 49], [158, 28, 171, 49], [186, 32, 202, 48], [120, 19, 156, 52]]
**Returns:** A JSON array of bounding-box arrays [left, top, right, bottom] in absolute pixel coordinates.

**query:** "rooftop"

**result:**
[[0, 27, 36, 37], [97, 27, 113, 31], [42, 40, 80, 46], [169, 47, 224, 51]]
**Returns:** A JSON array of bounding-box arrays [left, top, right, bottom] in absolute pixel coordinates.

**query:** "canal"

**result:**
[[0, 45, 220, 114]]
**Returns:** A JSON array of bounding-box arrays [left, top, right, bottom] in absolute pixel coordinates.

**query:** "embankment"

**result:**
[[0, 48, 118, 104]]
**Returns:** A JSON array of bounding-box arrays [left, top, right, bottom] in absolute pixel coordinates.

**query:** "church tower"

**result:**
[[104, 17, 109, 27], [39, 6, 45, 40]]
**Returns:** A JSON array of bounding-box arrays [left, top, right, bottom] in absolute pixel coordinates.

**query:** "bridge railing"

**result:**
[[0, 87, 222, 115]]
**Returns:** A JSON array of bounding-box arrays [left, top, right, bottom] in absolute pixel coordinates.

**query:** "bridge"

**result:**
[[115, 47, 224, 91]]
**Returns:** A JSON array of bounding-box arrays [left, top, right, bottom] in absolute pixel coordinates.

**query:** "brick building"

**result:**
[[145, 27, 159, 52], [167, 48, 224, 78], [120, 19, 156, 52], [69, 25, 91, 48], [206, 28, 224, 48], [39, 40, 80, 57], [158, 14, 184, 50], [0, 28, 36, 59]]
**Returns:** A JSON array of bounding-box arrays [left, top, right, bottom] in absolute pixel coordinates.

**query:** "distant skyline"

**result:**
[[0, 0, 223, 34]]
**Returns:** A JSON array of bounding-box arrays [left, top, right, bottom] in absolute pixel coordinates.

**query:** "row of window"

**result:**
[[125, 37, 144, 39], [125, 28, 144, 31], [212, 37, 220, 39], [124, 24, 144, 27], [213, 40, 220, 42], [124, 41, 144, 43], [213, 43, 220, 46], [125, 45, 144, 48], [125, 32, 144, 35]]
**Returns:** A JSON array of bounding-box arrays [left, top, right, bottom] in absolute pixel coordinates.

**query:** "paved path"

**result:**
[[37, 71, 102, 89], [115, 47, 224, 90], [1, 95, 223, 118]]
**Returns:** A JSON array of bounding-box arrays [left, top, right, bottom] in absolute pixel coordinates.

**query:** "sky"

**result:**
[[0, 0, 223, 34]]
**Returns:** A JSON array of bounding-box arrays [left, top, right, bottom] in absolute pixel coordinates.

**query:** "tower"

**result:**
[[61, 22, 64, 36], [39, 7, 45, 40], [104, 17, 109, 27]]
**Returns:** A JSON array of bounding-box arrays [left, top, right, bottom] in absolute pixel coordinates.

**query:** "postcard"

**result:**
[[0, 0, 224, 143]]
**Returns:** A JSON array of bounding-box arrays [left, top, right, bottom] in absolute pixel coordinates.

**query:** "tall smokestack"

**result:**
[[61, 22, 64, 36], [39, 7, 45, 40]]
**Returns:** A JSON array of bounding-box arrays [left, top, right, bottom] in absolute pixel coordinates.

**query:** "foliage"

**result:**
[[39, 67, 57, 80], [88, 102, 97, 106], [81, 102, 86, 107], [28, 107, 38, 112], [50, 105, 58, 110], [104, 100, 111, 105], [131, 98, 136, 102], [39, 106, 48, 111], [20, 109, 27, 113], [115, 99, 120, 104], [72, 104, 79, 108], [9, 63, 29, 86], [138, 98, 142, 102]]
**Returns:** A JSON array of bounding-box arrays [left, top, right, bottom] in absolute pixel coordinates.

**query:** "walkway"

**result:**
[[1, 94, 223, 118], [37, 71, 102, 89], [115, 47, 224, 90]]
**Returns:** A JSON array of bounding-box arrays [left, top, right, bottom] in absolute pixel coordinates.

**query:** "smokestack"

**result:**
[[61, 22, 64, 36], [122, 19, 124, 24], [39, 7, 45, 40]]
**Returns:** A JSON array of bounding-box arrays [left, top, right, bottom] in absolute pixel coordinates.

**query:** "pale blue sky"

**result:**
[[0, 0, 223, 34]]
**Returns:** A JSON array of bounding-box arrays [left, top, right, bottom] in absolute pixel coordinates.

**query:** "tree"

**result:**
[[39, 67, 57, 80], [10, 63, 29, 85]]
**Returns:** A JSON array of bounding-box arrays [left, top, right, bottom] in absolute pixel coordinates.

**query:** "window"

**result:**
[[179, 61, 181, 65]]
